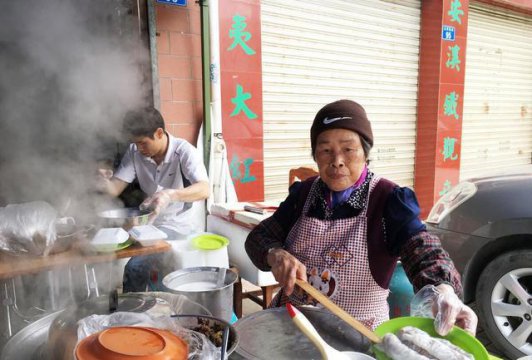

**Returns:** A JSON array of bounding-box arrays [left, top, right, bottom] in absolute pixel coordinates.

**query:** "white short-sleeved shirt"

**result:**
[[114, 134, 208, 235]]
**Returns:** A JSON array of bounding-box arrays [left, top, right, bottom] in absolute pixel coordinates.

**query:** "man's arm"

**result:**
[[97, 169, 129, 197], [140, 180, 210, 216], [107, 177, 129, 197], [101, 144, 135, 197], [163, 180, 209, 202]]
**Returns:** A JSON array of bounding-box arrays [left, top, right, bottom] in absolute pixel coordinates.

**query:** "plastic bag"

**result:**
[[410, 284, 476, 336], [77, 311, 220, 360], [410, 284, 438, 319], [0, 201, 58, 256], [148, 291, 212, 316]]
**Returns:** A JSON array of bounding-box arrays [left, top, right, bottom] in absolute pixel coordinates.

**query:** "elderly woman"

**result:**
[[245, 99, 477, 335]]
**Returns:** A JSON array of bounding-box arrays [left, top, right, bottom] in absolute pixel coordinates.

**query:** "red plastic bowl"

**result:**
[[75, 326, 188, 360]]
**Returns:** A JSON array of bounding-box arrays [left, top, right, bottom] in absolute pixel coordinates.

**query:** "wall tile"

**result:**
[[189, 9, 201, 35], [170, 79, 196, 101], [161, 100, 194, 124], [156, 30, 170, 54], [168, 123, 200, 145], [158, 55, 191, 78], [156, 5, 189, 32], [159, 78, 172, 101], [191, 56, 203, 80]]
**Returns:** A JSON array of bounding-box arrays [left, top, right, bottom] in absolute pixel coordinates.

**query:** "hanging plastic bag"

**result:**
[[0, 201, 58, 256]]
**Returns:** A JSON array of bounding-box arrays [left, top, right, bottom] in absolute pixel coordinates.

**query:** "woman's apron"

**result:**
[[272, 176, 390, 330]]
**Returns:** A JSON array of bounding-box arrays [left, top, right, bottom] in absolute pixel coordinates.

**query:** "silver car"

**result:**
[[426, 168, 532, 360]]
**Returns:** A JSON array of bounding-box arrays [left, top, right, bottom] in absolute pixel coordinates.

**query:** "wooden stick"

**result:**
[[295, 279, 382, 344]]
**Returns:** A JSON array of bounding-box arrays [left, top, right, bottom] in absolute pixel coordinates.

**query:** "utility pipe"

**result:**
[[200, 0, 212, 168], [147, 0, 160, 109], [206, 0, 237, 204]]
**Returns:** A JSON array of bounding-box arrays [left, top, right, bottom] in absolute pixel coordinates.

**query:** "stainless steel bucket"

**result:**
[[162, 267, 237, 322]]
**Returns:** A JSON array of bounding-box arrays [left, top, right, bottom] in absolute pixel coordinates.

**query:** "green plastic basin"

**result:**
[[374, 316, 489, 360]]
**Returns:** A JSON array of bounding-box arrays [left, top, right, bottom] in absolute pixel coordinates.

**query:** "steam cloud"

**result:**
[[0, 1, 153, 332], [0, 0, 150, 219]]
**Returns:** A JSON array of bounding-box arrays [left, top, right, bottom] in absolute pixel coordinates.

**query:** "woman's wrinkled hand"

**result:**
[[266, 248, 307, 296], [433, 284, 478, 336]]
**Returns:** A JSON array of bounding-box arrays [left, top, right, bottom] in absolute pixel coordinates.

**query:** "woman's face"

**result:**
[[314, 129, 367, 191]]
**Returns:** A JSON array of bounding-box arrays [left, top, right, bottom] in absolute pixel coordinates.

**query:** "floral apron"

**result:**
[[273, 176, 389, 330]]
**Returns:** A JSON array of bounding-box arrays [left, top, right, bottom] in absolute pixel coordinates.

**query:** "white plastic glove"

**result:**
[[140, 190, 173, 218], [410, 284, 478, 336]]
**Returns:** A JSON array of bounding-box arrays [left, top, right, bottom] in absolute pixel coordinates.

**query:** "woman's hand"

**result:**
[[266, 248, 307, 296], [433, 284, 478, 336]]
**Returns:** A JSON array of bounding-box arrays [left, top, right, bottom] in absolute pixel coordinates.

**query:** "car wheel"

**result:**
[[476, 250, 532, 359]]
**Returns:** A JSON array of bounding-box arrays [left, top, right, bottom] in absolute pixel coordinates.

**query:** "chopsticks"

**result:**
[[220, 325, 230, 360], [295, 279, 382, 344]]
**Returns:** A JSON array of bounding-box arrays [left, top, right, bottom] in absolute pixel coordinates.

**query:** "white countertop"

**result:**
[[209, 201, 279, 229]]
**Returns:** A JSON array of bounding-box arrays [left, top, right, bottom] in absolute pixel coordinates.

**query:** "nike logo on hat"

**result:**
[[323, 116, 352, 124]]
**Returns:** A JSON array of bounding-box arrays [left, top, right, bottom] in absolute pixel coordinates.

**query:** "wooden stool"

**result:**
[[288, 166, 319, 186]]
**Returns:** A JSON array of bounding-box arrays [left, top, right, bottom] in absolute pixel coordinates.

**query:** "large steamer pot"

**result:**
[[50, 293, 179, 360], [233, 306, 372, 359], [97, 208, 152, 229], [1, 292, 208, 360], [162, 267, 238, 323], [1, 310, 60, 360]]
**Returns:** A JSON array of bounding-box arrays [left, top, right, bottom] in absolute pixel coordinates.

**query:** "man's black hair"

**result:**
[[123, 107, 165, 139]]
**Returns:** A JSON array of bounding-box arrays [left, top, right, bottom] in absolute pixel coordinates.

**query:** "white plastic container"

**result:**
[[90, 228, 131, 252], [188, 232, 229, 269], [128, 225, 168, 246], [165, 233, 230, 272], [169, 240, 204, 269]]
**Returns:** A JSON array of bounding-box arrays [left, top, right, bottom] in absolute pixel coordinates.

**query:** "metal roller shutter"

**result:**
[[460, 3, 532, 180], [261, 0, 421, 201]]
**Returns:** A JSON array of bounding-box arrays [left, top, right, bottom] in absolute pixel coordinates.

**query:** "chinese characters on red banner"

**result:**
[[436, 0, 468, 198], [219, 0, 264, 201]]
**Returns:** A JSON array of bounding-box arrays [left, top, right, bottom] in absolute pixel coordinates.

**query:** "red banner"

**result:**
[[219, 0, 264, 201]]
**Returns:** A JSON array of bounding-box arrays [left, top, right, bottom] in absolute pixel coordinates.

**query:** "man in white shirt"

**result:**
[[100, 107, 209, 291]]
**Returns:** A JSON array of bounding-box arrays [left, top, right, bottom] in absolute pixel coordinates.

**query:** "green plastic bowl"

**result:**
[[374, 317, 489, 360], [191, 233, 229, 250]]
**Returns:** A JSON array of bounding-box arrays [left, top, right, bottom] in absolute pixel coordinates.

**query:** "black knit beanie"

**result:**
[[310, 99, 374, 154]]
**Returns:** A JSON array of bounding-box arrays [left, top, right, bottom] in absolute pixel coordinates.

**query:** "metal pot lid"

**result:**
[[0, 310, 60, 360], [234, 306, 372, 360], [117, 293, 157, 313]]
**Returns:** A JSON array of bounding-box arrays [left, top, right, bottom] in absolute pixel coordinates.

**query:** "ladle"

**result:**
[[295, 279, 382, 344], [219, 325, 230, 360], [216, 267, 226, 288], [287, 303, 375, 360]]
